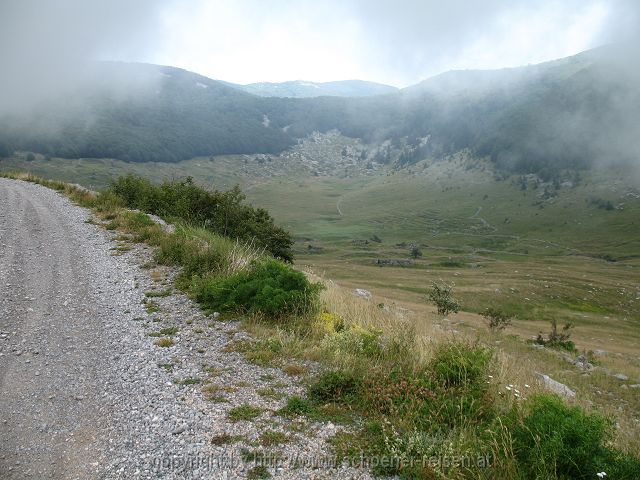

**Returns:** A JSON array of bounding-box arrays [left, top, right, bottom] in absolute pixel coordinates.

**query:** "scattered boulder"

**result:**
[[613, 373, 629, 381], [130, 209, 175, 234], [374, 258, 414, 267], [573, 355, 594, 371], [354, 288, 372, 300], [147, 213, 176, 234], [536, 372, 576, 399]]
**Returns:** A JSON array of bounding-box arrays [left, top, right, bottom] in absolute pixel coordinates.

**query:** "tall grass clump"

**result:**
[[108, 174, 293, 261]]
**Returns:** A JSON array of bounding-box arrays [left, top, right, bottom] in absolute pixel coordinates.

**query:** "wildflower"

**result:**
[[505, 386, 512, 391], [596, 472, 607, 478], [524, 384, 530, 388]]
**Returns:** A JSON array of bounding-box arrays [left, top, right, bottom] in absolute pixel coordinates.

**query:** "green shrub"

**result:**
[[512, 394, 640, 479], [195, 259, 322, 318], [482, 306, 513, 332], [108, 175, 293, 261], [532, 319, 576, 352], [308, 370, 361, 403], [278, 396, 313, 416], [427, 282, 460, 316]]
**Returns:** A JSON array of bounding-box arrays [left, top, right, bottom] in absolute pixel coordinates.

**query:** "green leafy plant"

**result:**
[[427, 281, 460, 316]]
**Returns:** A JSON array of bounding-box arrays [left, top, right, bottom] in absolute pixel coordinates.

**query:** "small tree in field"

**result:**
[[427, 282, 460, 316], [409, 246, 422, 259], [534, 319, 575, 351], [482, 307, 512, 332]]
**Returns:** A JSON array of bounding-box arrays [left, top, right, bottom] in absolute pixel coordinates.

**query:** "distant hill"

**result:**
[[232, 79, 398, 98], [0, 62, 295, 162], [0, 46, 638, 175]]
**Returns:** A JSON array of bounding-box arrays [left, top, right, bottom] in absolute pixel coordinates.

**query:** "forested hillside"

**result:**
[[1, 46, 638, 174]]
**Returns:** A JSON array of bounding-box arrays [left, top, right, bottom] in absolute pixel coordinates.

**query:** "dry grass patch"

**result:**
[[282, 364, 307, 376], [154, 337, 175, 348]]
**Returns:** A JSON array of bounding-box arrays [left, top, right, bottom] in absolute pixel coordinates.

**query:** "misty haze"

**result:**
[[1, 1, 639, 479]]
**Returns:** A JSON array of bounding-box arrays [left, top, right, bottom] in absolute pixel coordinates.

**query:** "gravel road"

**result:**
[[0, 179, 370, 479]]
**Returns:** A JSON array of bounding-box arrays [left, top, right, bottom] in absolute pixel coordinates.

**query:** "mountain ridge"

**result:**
[[0, 45, 637, 175], [231, 79, 399, 98]]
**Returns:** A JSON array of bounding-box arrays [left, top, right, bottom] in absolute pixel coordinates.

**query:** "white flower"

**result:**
[[505, 386, 512, 391], [524, 384, 530, 388], [596, 472, 607, 478]]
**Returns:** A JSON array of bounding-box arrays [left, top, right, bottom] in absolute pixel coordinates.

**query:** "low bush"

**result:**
[[482, 306, 513, 332], [316, 311, 346, 333], [426, 342, 495, 430], [511, 394, 640, 479], [228, 404, 262, 422], [108, 175, 293, 261], [308, 370, 362, 403], [194, 259, 322, 319], [278, 396, 314, 416], [533, 319, 576, 352]]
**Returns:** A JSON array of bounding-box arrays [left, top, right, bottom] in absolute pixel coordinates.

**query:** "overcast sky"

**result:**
[[1, 0, 639, 90]]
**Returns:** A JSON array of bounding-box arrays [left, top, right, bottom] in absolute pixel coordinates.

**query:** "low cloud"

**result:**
[[0, 0, 170, 113]]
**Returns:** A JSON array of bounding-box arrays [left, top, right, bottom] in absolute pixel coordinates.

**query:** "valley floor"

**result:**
[[2, 153, 639, 460]]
